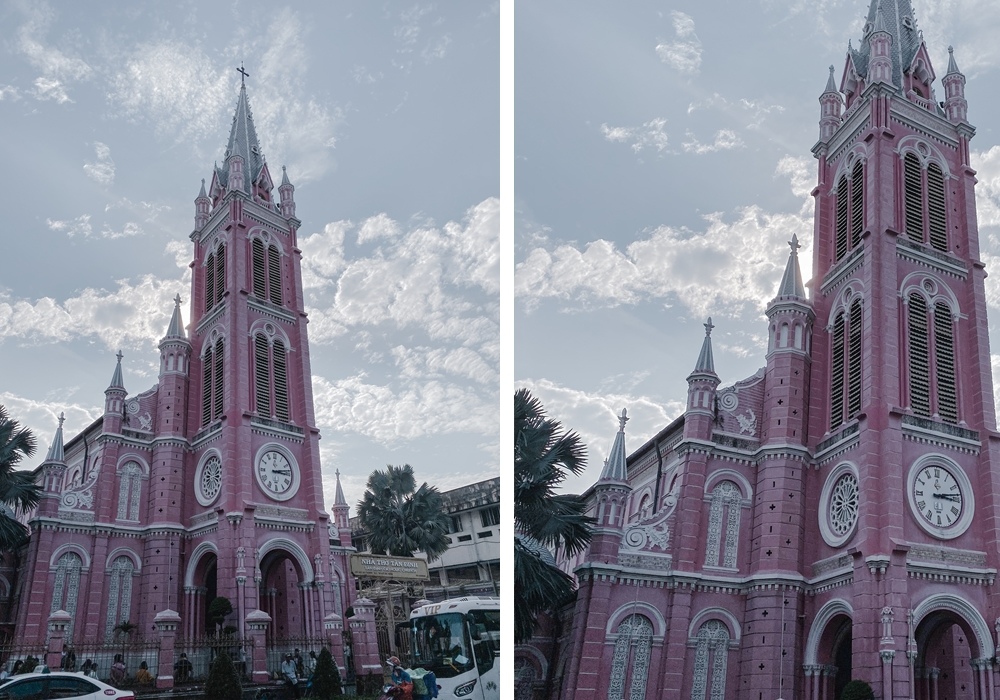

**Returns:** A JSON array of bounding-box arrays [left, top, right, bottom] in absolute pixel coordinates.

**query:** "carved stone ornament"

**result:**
[[736, 408, 757, 435], [61, 462, 100, 511]]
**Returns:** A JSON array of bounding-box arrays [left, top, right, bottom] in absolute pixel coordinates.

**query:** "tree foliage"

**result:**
[[841, 680, 875, 700], [514, 388, 593, 643], [204, 651, 242, 700], [0, 406, 41, 551], [208, 596, 234, 634], [310, 647, 343, 699], [357, 464, 450, 561]]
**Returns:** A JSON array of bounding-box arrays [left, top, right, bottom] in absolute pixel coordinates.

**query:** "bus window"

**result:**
[[406, 613, 474, 679], [468, 609, 500, 674]]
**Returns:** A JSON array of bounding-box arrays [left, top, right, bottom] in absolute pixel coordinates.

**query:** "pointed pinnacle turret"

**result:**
[[108, 350, 125, 390], [823, 65, 838, 94], [692, 318, 716, 375], [44, 412, 66, 463], [776, 234, 807, 298], [599, 409, 629, 482], [281, 165, 291, 187], [334, 469, 347, 506], [946, 45, 961, 75], [198, 178, 207, 199], [164, 294, 186, 339], [871, 2, 889, 36]]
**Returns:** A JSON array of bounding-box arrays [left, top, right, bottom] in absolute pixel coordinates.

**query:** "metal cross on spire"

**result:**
[[237, 62, 250, 85], [789, 233, 801, 253]]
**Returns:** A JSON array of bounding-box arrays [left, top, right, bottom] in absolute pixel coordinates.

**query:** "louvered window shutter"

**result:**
[[835, 177, 849, 261], [928, 164, 947, 252], [847, 301, 862, 417], [908, 294, 931, 416], [830, 312, 846, 429], [268, 245, 282, 305], [254, 333, 271, 416], [274, 342, 289, 421], [935, 302, 957, 423], [252, 238, 267, 298], [904, 153, 924, 242]]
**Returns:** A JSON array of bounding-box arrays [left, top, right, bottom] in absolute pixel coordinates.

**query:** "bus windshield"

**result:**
[[402, 612, 475, 679]]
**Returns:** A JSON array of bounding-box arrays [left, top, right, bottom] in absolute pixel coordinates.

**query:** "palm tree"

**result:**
[[514, 388, 594, 643], [0, 405, 41, 551], [357, 464, 450, 561], [113, 619, 137, 672]]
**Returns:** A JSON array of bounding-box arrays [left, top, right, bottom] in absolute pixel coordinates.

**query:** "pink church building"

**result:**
[[9, 78, 367, 668], [519, 2, 1000, 699]]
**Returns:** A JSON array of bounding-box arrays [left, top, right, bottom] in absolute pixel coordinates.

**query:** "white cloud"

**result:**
[[687, 94, 786, 128], [83, 142, 115, 186], [655, 11, 702, 75], [15, 2, 92, 103], [312, 373, 497, 442], [0, 275, 185, 352], [516, 161, 813, 317], [109, 42, 231, 144], [515, 378, 684, 493], [46, 215, 92, 238], [0, 85, 21, 101], [100, 222, 143, 239], [601, 118, 670, 155], [422, 34, 452, 62], [682, 129, 744, 154], [357, 213, 401, 244]]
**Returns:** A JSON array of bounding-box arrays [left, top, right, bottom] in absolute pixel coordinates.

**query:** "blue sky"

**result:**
[[0, 1, 499, 513], [516, 0, 1000, 494]]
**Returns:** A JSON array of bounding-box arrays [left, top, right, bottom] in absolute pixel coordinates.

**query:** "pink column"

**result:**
[[349, 598, 383, 679], [324, 613, 346, 677], [246, 610, 272, 683], [46, 610, 71, 671], [154, 609, 181, 689]]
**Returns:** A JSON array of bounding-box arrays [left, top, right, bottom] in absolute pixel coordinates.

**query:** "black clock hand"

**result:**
[[932, 493, 961, 502], [271, 469, 292, 475]]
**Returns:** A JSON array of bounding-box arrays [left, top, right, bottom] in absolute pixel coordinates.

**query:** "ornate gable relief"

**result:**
[[61, 456, 102, 512], [716, 370, 764, 438], [621, 475, 679, 554]]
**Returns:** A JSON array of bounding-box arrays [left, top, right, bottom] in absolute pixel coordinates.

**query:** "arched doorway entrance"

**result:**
[[805, 599, 853, 700], [183, 543, 219, 639], [912, 595, 994, 700], [255, 538, 317, 641]]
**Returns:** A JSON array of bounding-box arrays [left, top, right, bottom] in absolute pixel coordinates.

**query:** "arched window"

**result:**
[[205, 243, 226, 312], [903, 153, 948, 251], [704, 481, 741, 569], [829, 300, 863, 430], [691, 620, 731, 700], [834, 161, 864, 262], [202, 339, 225, 425], [116, 462, 142, 521], [907, 294, 958, 423], [515, 659, 536, 700], [251, 238, 283, 305], [607, 614, 652, 700], [104, 556, 135, 639], [253, 333, 290, 422], [50, 552, 83, 641]]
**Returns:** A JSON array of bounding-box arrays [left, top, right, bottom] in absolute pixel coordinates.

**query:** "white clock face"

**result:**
[[200, 457, 222, 503], [913, 465, 963, 528], [257, 450, 296, 498]]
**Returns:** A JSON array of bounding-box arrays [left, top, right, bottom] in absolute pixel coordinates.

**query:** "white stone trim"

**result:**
[[804, 598, 853, 665], [688, 607, 741, 644], [818, 461, 860, 548], [184, 540, 219, 588], [605, 602, 666, 639], [258, 536, 315, 584], [49, 544, 92, 570], [906, 453, 975, 540], [194, 449, 224, 507], [912, 592, 994, 658]]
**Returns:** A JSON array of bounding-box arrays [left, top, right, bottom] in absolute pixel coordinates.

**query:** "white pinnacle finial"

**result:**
[[704, 317, 714, 336], [618, 408, 629, 432], [58, 412, 65, 427], [789, 234, 800, 253]]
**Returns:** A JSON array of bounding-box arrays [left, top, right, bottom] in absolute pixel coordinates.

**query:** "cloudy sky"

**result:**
[[516, 0, 1000, 495], [0, 1, 499, 514]]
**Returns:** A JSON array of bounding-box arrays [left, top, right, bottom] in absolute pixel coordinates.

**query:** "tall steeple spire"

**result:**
[[218, 68, 266, 195], [599, 409, 629, 483], [849, 0, 922, 90], [334, 469, 347, 506]]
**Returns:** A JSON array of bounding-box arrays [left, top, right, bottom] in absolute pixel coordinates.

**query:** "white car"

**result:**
[[0, 671, 136, 699]]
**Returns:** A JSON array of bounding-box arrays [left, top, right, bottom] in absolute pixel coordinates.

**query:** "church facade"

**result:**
[[518, 2, 1000, 699], [10, 79, 358, 652]]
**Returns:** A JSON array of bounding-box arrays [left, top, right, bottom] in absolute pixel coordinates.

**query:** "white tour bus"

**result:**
[[395, 596, 500, 700]]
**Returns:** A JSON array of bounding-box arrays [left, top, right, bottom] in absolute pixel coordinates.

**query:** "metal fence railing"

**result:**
[[176, 636, 254, 682], [67, 639, 160, 687], [264, 637, 329, 680]]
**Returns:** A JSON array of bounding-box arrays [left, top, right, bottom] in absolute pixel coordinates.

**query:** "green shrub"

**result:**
[[309, 647, 343, 699], [204, 651, 242, 700], [841, 679, 875, 700]]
